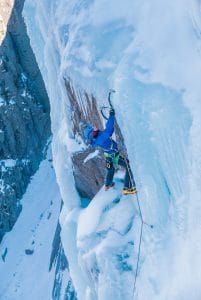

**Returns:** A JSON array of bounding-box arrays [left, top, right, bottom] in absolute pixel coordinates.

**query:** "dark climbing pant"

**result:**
[[105, 155, 136, 188]]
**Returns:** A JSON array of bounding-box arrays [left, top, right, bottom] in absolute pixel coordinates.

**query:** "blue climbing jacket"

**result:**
[[91, 115, 118, 154]]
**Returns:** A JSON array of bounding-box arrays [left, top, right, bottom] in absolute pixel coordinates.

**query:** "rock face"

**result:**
[[0, 0, 51, 241], [50, 223, 77, 300], [72, 149, 106, 199], [65, 80, 105, 200]]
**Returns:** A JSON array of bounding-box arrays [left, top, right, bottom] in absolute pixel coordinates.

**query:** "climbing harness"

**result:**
[[104, 151, 119, 163], [104, 152, 120, 170]]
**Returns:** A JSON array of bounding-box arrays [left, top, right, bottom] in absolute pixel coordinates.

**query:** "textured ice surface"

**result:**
[[23, 1, 201, 299]]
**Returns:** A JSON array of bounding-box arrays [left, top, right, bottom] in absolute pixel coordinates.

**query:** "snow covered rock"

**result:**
[[0, 0, 50, 240], [0, 150, 75, 300]]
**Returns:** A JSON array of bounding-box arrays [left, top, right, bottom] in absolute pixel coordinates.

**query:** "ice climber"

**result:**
[[84, 108, 137, 195]]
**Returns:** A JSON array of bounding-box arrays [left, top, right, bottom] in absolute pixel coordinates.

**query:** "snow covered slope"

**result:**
[[77, 172, 140, 300], [23, 1, 201, 299], [0, 148, 68, 300]]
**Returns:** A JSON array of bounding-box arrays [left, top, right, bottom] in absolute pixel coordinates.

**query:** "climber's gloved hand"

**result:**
[[109, 108, 115, 116]]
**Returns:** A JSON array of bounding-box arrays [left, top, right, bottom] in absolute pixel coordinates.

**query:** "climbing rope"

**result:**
[[123, 157, 153, 299], [133, 203, 143, 298]]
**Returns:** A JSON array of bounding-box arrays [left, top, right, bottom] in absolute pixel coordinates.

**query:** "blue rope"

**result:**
[[133, 211, 143, 298], [123, 158, 153, 298]]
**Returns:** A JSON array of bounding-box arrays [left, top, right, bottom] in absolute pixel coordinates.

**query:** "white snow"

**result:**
[[9, 98, 16, 105], [0, 149, 61, 300], [84, 150, 99, 164], [23, 1, 201, 299], [77, 172, 139, 300], [0, 96, 5, 106], [0, 179, 5, 193], [1, 159, 16, 168]]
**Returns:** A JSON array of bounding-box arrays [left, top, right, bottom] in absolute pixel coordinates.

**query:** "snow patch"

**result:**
[[84, 150, 99, 163], [0, 96, 5, 106], [1, 159, 16, 168]]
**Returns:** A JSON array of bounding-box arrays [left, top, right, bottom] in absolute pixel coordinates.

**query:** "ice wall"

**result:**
[[23, 0, 201, 299]]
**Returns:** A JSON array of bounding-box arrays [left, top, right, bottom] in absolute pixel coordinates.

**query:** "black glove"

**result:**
[[109, 108, 115, 116]]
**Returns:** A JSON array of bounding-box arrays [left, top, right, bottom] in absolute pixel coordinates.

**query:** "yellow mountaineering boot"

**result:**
[[122, 187, 137, 195]]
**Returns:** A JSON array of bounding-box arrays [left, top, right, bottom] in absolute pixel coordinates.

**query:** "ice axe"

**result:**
[[100, 89, 116, 120], [108, 89, 115, 109]]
